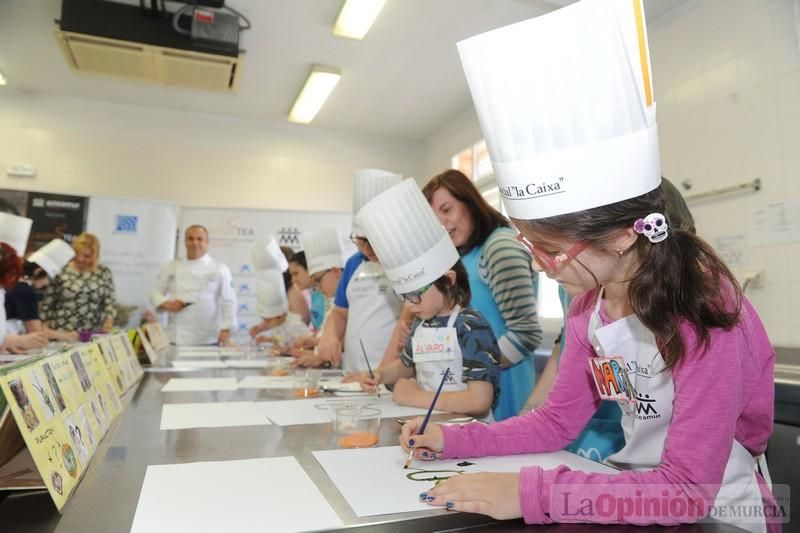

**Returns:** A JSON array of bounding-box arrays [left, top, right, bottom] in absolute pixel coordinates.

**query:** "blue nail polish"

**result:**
[[421, 451, 430, 458], [408, 438, 415, 446], [446, 502, 454, 509], [426, 495, 435, 502], [419, 492, 427, 501]]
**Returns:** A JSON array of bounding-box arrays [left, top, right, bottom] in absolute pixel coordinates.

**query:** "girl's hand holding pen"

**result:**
[[399, 417, 444, 460]]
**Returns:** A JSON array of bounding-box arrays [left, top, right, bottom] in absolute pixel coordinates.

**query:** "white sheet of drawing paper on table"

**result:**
[[160, 402, 271, 430], [223, 359, 270, 368], [161, 377, 238, 392], [174, 351, 225, 359], [130, 457, 343, 533], [253, 395, 443, 426], [170, 360, 227, 369], [238, 375, 344, 390], [313, 445, 618, 517]]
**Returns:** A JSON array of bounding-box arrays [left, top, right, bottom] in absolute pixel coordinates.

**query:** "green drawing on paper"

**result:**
[[405, 468, 464, 485]]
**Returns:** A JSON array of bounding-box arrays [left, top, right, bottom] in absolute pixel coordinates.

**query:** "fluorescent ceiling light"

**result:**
[[288, 66, 341, 124], [333, 0, 386, 40], [0, 70, 6, 86]]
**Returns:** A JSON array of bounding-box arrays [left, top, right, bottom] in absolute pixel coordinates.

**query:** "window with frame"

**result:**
[[451, 139, 564, 321]]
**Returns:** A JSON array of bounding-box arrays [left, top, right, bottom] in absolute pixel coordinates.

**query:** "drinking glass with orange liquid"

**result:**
[[292, 369, 321, 398], [335, 406, 381, 448]]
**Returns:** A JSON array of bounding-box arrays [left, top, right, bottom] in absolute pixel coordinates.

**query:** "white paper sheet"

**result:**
[[238, 375, 344, 390], [160, 402, 271, 430], [253, 395, 441, 427], [174, 351, 225, 359], [131, 457, 343, 533], [313, 446, 618, 517], [171, 360, 227, 369], [161, 378, 238, 392]]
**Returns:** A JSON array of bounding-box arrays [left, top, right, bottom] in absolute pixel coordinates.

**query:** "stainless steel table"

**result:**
[[0, 360, 746, 532]]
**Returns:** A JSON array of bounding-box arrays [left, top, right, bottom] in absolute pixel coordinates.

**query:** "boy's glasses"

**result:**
[[515, 233, 589, 275], [401, 282, 433, 304]]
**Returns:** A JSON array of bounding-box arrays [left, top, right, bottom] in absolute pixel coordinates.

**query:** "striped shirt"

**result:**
[[477, 229, 543, 363]]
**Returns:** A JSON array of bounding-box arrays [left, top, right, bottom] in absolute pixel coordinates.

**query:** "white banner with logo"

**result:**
[[86, 197, 178, 327], [178, 207, 354, 341]]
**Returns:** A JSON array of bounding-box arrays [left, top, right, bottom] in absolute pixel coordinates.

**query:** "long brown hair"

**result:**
[[514, 186, 741, 369], [423, 169, 509, 253]]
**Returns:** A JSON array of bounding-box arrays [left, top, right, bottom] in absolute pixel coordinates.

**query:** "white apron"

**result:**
[[342, 260, 402, 372], [589, 289, 768, 533], [411, 305, 466, 392]]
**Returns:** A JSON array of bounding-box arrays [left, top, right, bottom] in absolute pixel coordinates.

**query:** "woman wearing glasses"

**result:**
[[423, 170, 543, 421]]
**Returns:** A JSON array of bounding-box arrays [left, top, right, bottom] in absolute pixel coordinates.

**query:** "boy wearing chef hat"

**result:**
[[356, 179, 501, 418], [400, 1, 778, 530], [250, 268, 310, 352]]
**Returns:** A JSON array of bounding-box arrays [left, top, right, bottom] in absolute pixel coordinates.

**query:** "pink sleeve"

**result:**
[[520, 325, 749, 526], [441, 292, 601, 458]]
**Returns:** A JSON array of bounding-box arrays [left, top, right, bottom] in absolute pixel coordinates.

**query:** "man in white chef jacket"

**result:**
[[150, 225, 237, 345]]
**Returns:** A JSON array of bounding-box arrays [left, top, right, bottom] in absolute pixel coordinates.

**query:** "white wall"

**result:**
[[0, 90, 423, 212], [422, 0, 800, 347]]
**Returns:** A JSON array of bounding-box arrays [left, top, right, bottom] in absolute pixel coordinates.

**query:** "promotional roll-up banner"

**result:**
[[86, 197, 178, 328], [178, 207, 355, 342], [0, 188, 88, 254]]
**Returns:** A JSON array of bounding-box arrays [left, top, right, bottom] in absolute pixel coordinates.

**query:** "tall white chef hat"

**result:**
[[255, 268, 288, 319], [250, 235, 288, 272], [0, 212, 33, 256], [457, 0, 660, 220], [301, 228, 344, 277], [27, 239, 75, 277], [350, 169, 402, 237], [358, 178, 459, 294]]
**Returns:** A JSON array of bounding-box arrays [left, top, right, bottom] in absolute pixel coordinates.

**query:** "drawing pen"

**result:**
[[404, 367, 450, 469]]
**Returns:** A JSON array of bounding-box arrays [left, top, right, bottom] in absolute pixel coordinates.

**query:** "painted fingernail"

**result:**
[[421, 451, 430, 458], [426, 495, 435, 502], [419, 492, 427, 501], [446, 502, 454, 510], [408, 438, 415, 446]]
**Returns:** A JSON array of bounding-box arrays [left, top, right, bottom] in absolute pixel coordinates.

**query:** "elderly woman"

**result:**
[[40, 233, 116, 333], [423, 170, 543, 420]]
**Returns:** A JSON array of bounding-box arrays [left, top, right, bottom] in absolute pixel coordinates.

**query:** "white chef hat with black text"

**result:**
[[457, 0, 660, 220], [350, 169, 402, 237], [250, 235, 288, 272], [28, 239, 75, 278], [358, 178, 459, 294], [301, 228, 345, 277], [0, 212, 33, 256], [255, 268, 288, 319]]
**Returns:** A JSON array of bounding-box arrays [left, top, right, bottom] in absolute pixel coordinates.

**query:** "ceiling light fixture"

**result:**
[[288, 66, 341, 124], [332, 0, 386, 40], [0, 70, 7, 86]]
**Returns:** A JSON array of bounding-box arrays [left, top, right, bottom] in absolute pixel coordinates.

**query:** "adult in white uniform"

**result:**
[[317, 169, 404, 372], [150, 225, 236, 345]]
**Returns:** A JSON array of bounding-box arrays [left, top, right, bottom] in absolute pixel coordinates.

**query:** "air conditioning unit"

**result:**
[[54, 0, 243, 93]]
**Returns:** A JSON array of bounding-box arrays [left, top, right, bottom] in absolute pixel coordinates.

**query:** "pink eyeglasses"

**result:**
[[515, 233, 589, 274]]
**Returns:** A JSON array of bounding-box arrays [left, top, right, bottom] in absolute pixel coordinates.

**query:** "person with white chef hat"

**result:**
[[150, 225, 237, 346], [5, 239, 78, 341], [0, 213, 47, 351], [317, 169, 405, 372], [250, 268, 310, 352], [355, 178, 502, 418], [399, 1, 778, 530]]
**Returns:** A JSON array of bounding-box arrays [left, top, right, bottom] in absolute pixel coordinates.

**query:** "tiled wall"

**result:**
[[649, 0, 800, 346]]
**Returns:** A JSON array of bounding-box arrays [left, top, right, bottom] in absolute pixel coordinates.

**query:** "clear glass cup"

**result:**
[[293, 368, 321, 397], [334, 406, 381, 448]]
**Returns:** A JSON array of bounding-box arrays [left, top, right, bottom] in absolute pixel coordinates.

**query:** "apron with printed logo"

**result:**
[[411, 306, 466, 393], [588, 289, 769, 533], [342, 260, 402, 373]]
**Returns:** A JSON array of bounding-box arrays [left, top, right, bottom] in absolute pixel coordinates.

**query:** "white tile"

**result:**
[[705, 59, 740, 104], [675, 76, 706, 112], [772, 33, 800, 78], [781, 154, 800, 198], [737, 41, 776, 90], [735, 2, 776, 54], [777, 71, 800, 116], [770, 0, 798, 37], [738, 81, 780, 125], [672, 39, 707, 85], [703, 24, 742, 70], [740, 119, 782, 167], [699, 0, 741, 34], [779, 110, 800, 157]]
